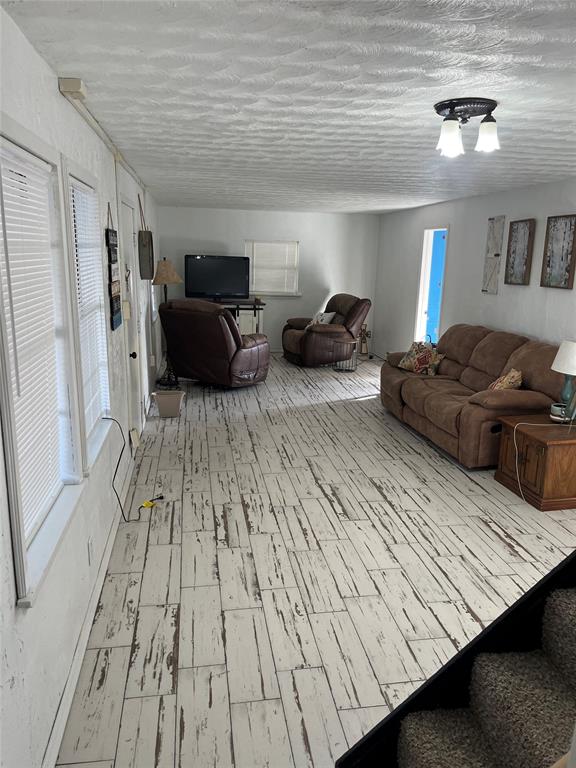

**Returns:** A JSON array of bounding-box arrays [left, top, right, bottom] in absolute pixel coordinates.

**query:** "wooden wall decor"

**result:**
[[540, 213, 576, 289], [504, 219, 535, 285]]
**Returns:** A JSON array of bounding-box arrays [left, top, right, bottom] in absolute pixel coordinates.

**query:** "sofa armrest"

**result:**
[[241, 333, 269, 349], [386, 352, 406, 368], [468, 389, 552, 412], [307, 323, 348, 335], [285, 317, 312, 330]]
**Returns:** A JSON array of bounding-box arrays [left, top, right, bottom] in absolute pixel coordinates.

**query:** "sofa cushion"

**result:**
[[386, 352, 406, 368], [460, 331, 528, 391], [424, 391, 472, 437], [437, 324, 492, 366], [283, 328, 303, 355], [380, 362, 420, 412], [401, 378, 473, 419], [437, 357, 466, 378], [468, 389, 552, 411], [502, 341, 562, 402]]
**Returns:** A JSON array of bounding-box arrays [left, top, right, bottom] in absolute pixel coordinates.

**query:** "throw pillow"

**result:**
[[398, 342, 426, 372], [313, 311, 336, 325], [489, 368, 522, 390], [427, 348, 446, 376], [398, 342, 444, 376]]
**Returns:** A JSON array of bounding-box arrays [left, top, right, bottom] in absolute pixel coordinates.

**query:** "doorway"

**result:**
[[415, 228, 448, 344], [120, 200, 145, 436]]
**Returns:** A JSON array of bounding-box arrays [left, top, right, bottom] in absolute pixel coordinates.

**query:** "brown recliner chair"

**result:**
[[159, 299, 270, 387], [282, 293, 371, 367]]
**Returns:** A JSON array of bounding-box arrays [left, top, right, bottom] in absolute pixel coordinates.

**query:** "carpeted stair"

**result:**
[[398, 588, 576, 768]]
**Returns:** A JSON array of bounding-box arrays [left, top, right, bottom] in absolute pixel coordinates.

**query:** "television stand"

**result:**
[[210, 297, 266, 334]]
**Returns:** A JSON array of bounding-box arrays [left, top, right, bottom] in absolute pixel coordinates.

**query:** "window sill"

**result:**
[[18, 420, 113, 608], [19, 484, 85, 607], [255, 292, 303, 298], [86, 419, 112, 470]]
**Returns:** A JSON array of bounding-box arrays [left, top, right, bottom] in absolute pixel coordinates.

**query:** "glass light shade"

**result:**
[[436, 117, 465, 158], [475, 116, 500, 152]]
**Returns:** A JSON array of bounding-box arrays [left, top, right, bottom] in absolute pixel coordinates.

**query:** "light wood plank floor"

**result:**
[[57, 356, 576, 767]]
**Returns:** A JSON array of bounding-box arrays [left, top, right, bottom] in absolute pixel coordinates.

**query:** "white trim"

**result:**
[[256, 292, 303, 298], [0, 111, 59, 167], [66, 158, 98, 192], [18, 421, 114, 607], [120, 196, 145, 437], [60, 156, 90, 474], [0, 290, 28, 598], [414, 227, 448, 343], [65, 162, 111, 470]]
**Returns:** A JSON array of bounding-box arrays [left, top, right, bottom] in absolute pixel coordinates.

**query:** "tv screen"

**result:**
[[184, 254, 250, 300]]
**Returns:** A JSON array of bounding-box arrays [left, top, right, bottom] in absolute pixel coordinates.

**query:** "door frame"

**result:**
[[414, 226, 449, 343], [119, 196, 145, 437]]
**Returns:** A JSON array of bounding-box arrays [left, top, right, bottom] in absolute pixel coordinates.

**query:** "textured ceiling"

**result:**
[[4, 0, 576, 211]]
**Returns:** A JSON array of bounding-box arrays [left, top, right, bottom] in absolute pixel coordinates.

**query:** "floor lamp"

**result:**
[[153, 258, 183, 388]]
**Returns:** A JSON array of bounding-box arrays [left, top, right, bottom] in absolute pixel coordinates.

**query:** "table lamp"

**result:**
[[552, 340, 576, 418], [152, 258, 183, 303]]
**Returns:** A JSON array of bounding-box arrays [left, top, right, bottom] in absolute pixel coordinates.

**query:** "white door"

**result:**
[[120, 201, 144, 435]]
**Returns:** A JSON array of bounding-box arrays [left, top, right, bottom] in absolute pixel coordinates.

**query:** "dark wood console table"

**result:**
[[496, 414, 576, 511]]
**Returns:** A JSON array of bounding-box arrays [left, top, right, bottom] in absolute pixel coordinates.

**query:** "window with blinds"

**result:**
[[246, 240, 299, 295], [0, 140, 69, 543], [70, 178, 109, 439]]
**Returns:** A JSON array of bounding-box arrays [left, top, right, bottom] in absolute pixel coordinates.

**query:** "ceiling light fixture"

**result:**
[[434, 98, 499, 158]]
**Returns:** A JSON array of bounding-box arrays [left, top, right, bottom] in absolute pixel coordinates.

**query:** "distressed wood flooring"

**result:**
[[57, 355, 576, 767]]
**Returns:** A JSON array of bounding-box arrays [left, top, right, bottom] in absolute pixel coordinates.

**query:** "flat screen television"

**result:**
[[184, 254, 250, 300]]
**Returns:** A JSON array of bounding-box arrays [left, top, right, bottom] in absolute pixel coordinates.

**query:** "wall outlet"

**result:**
[[87, 536, 94, 567], [149, 354, 156, 368]]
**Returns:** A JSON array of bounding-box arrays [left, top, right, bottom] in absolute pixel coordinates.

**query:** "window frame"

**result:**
[[65, 165, 110, 461], [246, 239, 301, 297], [0, 116, 117, 603], [0, 126, 84, 601]]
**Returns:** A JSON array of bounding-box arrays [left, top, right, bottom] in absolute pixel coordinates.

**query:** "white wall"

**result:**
[[373, 177, 576, 356], [158, 207, 380, 351], [0, 11, 157, 767]]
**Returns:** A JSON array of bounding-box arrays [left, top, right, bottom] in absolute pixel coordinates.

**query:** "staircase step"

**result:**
[[397, 709, 498, 768], [542, 588, 576, 690], [470, 651, 576, 768]]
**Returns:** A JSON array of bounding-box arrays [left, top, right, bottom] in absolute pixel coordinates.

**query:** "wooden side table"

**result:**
[[495, 414, 576, 511]]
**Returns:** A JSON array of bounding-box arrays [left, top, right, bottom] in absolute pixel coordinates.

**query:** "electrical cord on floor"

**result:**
[[102, 416, 165, 522], [102, 416, 130, 522]]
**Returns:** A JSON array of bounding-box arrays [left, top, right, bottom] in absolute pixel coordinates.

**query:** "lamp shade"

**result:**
[[436, 116, 464, 158], [475, 114, 500, 152], [152, 258, 183, 286], [552, 340, 576, 376]]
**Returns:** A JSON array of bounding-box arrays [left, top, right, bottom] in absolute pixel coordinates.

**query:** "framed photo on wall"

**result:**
[[505, 218, 535, 285], [540, 213, 576, 289]]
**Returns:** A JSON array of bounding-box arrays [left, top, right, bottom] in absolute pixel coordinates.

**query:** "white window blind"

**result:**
[[246, 240, 299, 295], [0, 141, 65, 542], [70, 178, 109, 438]]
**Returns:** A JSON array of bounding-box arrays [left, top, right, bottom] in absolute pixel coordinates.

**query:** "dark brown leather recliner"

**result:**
[[159, 299, 270, 387], [282, 293, 371, 367]]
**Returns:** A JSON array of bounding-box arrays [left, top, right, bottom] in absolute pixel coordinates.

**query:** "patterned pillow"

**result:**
[[427, 348, 445, 376], [489, 368, 522, 390], [398, 342, 445, 376], [313, 311, 336, 324]]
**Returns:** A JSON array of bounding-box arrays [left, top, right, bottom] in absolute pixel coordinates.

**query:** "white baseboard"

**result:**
[[41, 453, 135, 768]]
